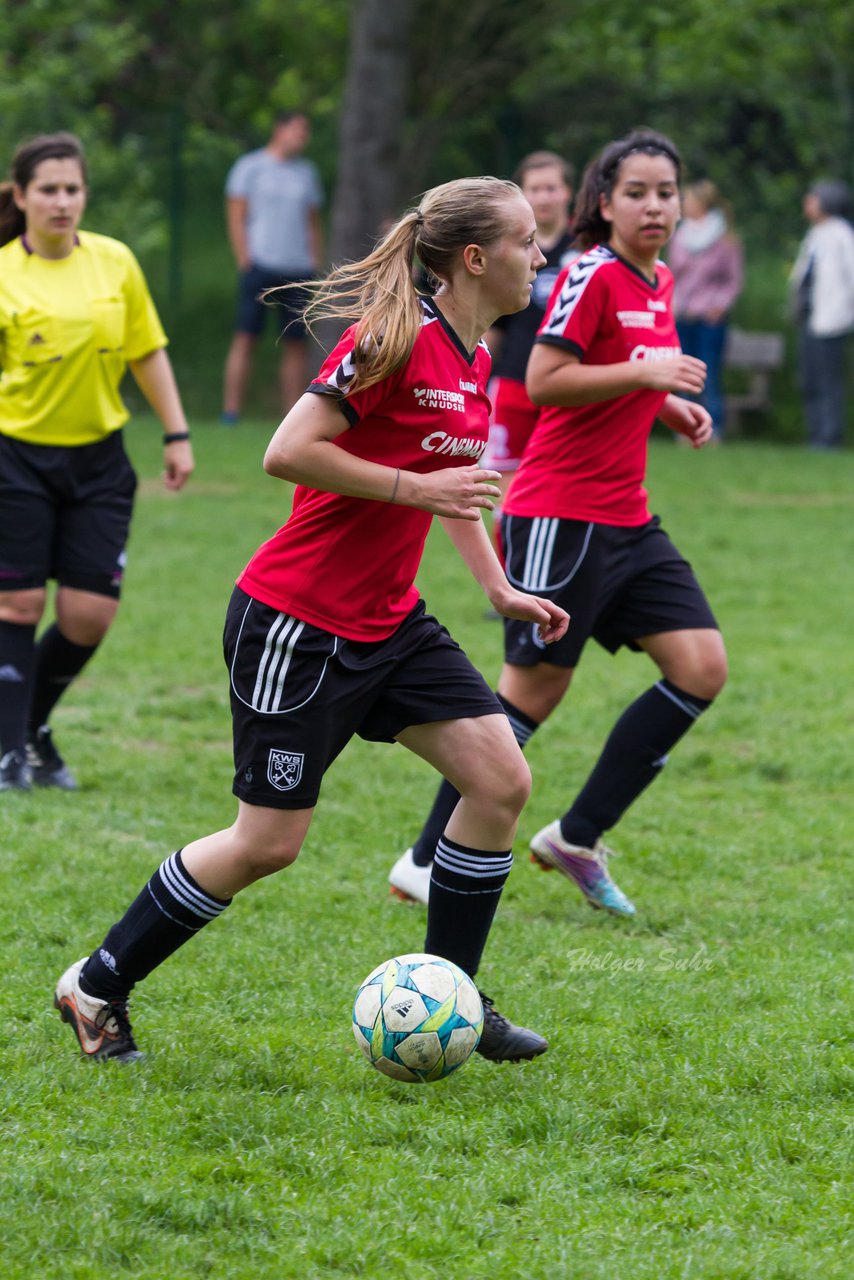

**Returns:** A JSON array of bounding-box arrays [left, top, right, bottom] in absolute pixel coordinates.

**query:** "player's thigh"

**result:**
[[636, 627, 727, 699], [397, 713, 530, 806]]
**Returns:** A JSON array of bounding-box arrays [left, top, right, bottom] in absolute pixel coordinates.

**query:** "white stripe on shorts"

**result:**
[[252, 613, 305, 713]]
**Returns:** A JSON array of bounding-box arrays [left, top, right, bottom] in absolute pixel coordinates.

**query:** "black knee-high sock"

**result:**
[[411, 694, 539, 866], [79, 849, 232, 1000], [424, 835, 513, 979], [560, 678, 712, 848], [29, 624, 99, 730], [0, 620, 36, 754]]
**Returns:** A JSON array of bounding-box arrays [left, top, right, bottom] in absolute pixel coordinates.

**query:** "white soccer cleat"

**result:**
[[388, 847, 431, 905]]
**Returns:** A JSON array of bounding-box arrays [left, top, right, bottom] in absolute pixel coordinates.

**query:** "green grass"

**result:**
[[1, 423, 852, 1279]]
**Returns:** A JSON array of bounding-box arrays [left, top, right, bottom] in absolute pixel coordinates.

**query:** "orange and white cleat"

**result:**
[[54, 958, 143, 1062]]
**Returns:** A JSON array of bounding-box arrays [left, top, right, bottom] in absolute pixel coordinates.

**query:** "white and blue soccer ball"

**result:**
[[352, 953, 484, 1083]]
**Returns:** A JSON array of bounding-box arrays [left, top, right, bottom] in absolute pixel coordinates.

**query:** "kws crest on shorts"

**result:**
[[225, 587, 501, 809]]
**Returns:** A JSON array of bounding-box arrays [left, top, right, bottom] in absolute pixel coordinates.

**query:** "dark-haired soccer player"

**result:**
[[389, 129, 727, 917]]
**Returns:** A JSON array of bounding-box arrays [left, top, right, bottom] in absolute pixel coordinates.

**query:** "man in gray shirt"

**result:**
[[222, 111, 324, 423]]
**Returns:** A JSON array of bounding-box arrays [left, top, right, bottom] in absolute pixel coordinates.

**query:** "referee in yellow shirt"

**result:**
[[0, 132, 194, 791]]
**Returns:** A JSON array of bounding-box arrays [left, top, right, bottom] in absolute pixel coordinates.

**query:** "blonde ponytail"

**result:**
[[277, 176, 522, 393]]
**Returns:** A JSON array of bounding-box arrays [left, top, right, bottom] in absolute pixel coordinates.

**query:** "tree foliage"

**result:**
[[2, 0, 849, 256]]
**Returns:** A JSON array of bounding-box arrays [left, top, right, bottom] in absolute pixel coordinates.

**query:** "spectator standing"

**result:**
[[789, 179, 854, 450], [222, 111, 324, 424], [668, 181, 743, 440]]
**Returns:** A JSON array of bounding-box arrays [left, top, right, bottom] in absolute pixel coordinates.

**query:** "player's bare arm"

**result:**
[[526, 345, 707, 406], [264, 392, 502, 518], [439, 516, 569, 644]]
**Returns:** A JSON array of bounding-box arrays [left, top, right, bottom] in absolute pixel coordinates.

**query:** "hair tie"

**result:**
[[414, 210, 424, 228]]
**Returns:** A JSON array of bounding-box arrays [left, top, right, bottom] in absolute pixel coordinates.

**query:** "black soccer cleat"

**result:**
[[0, 749, 32, 792], [475, 993, 549, 1062], [26, 725, 79, 790]]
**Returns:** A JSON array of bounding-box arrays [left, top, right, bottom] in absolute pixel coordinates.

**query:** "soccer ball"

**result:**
[[352, 953, 484, 1083]]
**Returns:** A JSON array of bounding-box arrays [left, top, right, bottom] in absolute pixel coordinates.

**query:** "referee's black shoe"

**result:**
[[475, 993, 549, 1062], [26, 725, 79, 790], [0, 749, 32, 791]]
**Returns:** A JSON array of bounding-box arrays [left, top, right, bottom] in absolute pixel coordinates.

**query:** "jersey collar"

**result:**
[[420, 296, 479, 366], [20, 233, 81, 256]]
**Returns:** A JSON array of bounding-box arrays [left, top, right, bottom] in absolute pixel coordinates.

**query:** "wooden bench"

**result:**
[[724, 328, 786, 433]]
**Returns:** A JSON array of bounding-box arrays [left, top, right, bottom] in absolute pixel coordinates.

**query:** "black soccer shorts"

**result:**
[[0, 431, 137, 598], [500, 513, 719, 669], [224, 587, 502, 809]]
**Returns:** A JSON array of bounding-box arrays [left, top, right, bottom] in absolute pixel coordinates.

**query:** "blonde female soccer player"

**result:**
[[55, 175, 568, 1064]]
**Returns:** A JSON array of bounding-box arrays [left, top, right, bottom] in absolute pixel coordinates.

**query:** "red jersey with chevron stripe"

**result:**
[[237, 298, 492, 641], [504, 245, 679, 526]]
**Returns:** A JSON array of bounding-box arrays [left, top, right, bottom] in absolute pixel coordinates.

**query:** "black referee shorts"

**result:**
[[500, 513, 719, 669], [0, 431, 137, 598], [224, 587, 502, 810]]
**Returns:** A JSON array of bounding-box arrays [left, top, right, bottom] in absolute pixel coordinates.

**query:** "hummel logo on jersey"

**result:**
[[413, 387, 465, 412], [27, 332, 46, 345], [267, 748, 304, 792], [647, 299, 667, 312], [542, 246, 613, 337], [459, 379, 476, 393]]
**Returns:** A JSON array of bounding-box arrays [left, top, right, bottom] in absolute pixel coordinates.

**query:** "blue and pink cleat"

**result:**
[[529, 820, 636, 918]]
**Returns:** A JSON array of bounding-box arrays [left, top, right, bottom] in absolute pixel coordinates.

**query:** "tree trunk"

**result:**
[[330, 0, 418, 265]]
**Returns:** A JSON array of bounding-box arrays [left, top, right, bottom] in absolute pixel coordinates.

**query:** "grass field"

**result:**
[[2, 422, 852, 1279]]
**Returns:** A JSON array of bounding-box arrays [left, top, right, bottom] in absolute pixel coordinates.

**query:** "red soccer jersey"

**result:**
[[504, 245, 680, 527], [237, 298, 492, 641]]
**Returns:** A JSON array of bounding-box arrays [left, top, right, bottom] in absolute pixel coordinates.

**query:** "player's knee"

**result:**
[[496, 753, 532, 818], [237, 836, 303, 880], [0, 588, 46, 626], [692, 646, 728, 701]]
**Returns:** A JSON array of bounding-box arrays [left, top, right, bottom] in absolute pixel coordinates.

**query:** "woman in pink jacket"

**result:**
[[668, 181, 743, 439]]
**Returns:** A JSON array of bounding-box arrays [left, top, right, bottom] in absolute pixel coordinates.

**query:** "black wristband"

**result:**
[[163, 431, 191, 444]]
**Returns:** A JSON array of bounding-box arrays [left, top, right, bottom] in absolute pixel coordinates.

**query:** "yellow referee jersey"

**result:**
[[0, 230, 167, 445]]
